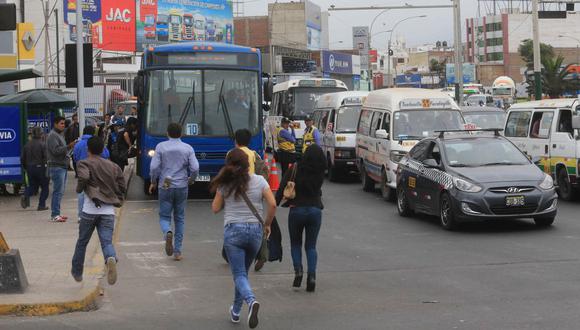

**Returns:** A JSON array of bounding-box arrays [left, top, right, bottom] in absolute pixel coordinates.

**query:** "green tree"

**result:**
[[429, 58, 447, 87], [518, 39, 555, 69], [527, 55, 579, 98]]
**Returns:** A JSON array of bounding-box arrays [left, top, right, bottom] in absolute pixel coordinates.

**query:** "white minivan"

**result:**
[[504, 99, 580, 200], [312, 91, 369, 181], [356, 88, 464, 201]]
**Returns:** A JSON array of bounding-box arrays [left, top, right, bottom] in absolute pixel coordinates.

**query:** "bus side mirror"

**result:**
[[572, 116, 580, 129], [262, 103, 270, 112], [133, 70, 145, 100], [263, 80, 272, 102]]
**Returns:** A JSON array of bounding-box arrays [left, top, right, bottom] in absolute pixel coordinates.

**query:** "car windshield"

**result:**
[[444, 138, 530, 167], [463, 112, 506, 129], [147, 69, 259, 137], [292, 87, 347, 119], [336, 106, 361, 133], [393, 110, 464, 139]]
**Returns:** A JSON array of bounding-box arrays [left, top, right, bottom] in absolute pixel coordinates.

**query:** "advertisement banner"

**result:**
[[352, 26, 369, 70], [396, 73, 422, 87], [0, 105, 22, 183], [322, 51, 352, 75], [369, 49, 378, 64], [63, 0, 135, 51], [136, 0, 234, 52], [305, 0, 321, 50], [446, 63, 476, 84]]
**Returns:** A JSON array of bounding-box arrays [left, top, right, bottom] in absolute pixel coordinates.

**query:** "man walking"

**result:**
[[73, 125, 110, 222], [149, 123, 199, 261], [276, 117, 296, 176], [72, 137, 126, 285], [21, 127, 49, 211], [46, 116, 70, 222]]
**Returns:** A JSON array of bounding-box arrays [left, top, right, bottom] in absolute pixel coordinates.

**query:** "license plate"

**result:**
[[196, 174, 211, 182], [506, 195, 525, 207]]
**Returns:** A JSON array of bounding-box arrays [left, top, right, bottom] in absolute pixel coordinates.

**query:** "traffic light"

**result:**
[[0, 4, 16, 31], [388, 49, 394, 56]]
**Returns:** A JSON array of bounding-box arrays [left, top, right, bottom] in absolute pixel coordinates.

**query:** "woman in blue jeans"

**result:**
[[211, 149, 276, 329], [276, 144, 326, 292]]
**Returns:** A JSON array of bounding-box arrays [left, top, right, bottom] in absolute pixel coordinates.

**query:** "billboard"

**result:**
[[136, 0, 234, 52], [0, 105, 23, 183], [305, 0, 321, 50], [446, 63, 477, 84], [352, 26, 369, 69], [395, 73, 422, 87], [63, 0, 136, 51], [322, 51, 352, 75]]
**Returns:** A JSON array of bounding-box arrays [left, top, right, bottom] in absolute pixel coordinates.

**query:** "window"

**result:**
[[505, 111, 531, 137], [381, 112, 390, 137], [557, 109, 573, 135], [486, 38, 503, 47], [428, 142, 442, 165], [409, 140, 431, 162], [328, 110, 336, 132], [529, 111, 553, 138], [370, 111, 383, 138], [358, 109, 373, 135], [320, 111, 330, 133], [397, 58, 405, 64]]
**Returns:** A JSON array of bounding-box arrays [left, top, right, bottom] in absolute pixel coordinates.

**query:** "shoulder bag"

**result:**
[[241, 191, 269, 263], [283, 164, 298, 200]]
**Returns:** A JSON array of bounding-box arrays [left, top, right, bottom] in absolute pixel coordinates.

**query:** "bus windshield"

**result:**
[[493, 87, 512, 96], [336, 106, 361, 133], [393, 110, 464, 139], [147, 69, 259, 137], [292, 87, 346, 119]]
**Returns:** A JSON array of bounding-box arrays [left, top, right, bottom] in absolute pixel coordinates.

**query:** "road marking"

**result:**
[[118, 241, 164, 247], [156, 286, 193, 296]]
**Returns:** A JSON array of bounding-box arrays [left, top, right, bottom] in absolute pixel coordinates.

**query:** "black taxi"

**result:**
[[395, 130, 558, 230]]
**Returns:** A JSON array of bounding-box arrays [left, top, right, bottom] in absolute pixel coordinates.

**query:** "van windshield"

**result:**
[[291, 87, 347, 119], [336, 106, 361, 133], [393, 110, 464, 139]]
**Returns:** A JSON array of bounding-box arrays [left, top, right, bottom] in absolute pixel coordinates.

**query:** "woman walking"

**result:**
[[211, 149, 276, 328], [276, 144, 326, 292]]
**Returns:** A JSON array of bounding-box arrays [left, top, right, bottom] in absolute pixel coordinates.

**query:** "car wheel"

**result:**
[[439, 192, 458, 231], [397, 186, 412, 217], [360, 164, 375, 192], [380, 170, 395, 201], [556, 168, 574, 201], [534, 216, 555, 227]]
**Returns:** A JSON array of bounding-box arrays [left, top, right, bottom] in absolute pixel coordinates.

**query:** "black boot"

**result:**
[[293, 268, 303, 288], [306, 273, 316, 292]]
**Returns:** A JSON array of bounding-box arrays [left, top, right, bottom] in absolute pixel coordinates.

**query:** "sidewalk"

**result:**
[[0, 164, 133, 316]]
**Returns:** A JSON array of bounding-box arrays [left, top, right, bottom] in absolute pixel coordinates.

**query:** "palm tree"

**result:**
[[540, 56, 579, 98]]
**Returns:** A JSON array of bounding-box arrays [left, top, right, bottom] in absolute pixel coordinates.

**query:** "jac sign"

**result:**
[[105, 8, 132, 23]]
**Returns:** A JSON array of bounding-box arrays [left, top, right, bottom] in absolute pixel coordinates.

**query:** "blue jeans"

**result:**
[[71, 212, 116, 277], [158, 187, 188, 254], [288, 207, 322, 274], [25, 165, 49, 208], [77, 193, 84, 220], [49, 167, 67, 217], [224, 223, 262, 314]]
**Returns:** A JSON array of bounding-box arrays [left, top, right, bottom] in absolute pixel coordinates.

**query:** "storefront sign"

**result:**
[[0, 105, 22, 183], [322, 51, 352, 75]]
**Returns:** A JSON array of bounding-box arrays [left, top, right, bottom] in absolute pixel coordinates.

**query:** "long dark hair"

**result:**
[[296, 144, 327, 195], [210, 148, 250, 199]]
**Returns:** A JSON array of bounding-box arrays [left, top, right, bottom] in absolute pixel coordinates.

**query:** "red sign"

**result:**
[[369, 49, 378, 63], [100, 0, 136, 51]]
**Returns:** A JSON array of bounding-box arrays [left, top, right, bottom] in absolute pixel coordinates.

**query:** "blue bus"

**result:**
[[133, 42, 266, 193]]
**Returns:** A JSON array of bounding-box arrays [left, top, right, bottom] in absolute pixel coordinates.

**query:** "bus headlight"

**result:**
[[147, 150, 155, 157]]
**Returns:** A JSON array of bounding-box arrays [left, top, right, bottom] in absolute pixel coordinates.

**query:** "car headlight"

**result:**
[[390, 150, 407, 164], [147, 149, 155, 157], [453, 177, 482, 193], [539, 174, 554, 190]]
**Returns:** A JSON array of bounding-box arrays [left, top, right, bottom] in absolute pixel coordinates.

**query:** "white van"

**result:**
[[504, 99, 580, 200], [356, 88, 464, 201], [312, 91, 369, 181]]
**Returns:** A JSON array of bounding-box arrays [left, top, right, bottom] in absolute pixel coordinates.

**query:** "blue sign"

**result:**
[[446, 63, 477, 84], [322, 51, 353, 75], [395, 74, 422, 87], [28, 113, 53, 134], [0, 105, 23, 183]]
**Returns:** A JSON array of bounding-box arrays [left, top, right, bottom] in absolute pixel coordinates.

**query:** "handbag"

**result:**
[[283, 164, 298, 200]]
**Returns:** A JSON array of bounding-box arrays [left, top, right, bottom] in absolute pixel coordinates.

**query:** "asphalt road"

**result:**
[[4, 175, 580, 329]]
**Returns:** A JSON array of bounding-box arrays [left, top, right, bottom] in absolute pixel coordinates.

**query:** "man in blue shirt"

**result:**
[[149, 123, 199, 261], [73, 125, 110, 222]]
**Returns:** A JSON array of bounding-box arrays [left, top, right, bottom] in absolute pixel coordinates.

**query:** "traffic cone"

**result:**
[[269, 155, 280, 192]]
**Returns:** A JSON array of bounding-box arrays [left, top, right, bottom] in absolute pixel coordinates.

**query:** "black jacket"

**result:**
[[22, 138, 47, 168], [275, 164, 324, 209]]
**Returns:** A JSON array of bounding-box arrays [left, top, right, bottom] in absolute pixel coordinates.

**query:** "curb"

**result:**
[[0, 163, 135, 317]]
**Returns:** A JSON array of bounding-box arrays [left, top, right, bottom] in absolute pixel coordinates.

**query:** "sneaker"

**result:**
[[20, 195, 29, 209], [60, 215, 69, 220], [165, 231, 174, 256], [174, 252, 182, 261], [49, 215, 67, 222], [106, 257, 117, 285], [37, 206, 49, 211], [71, 270, 82, 282], [248, 300, 260, 329], [229, 306, 240, 323]]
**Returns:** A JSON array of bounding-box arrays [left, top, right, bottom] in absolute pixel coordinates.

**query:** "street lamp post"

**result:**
[[387, 15, 426, 87], [368, 9, 390, 90], [558, 34, 580, 66], [532, 0, 542, 100]]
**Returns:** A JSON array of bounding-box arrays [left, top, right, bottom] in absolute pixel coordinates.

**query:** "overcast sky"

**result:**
[[242, 0, 481, 50]]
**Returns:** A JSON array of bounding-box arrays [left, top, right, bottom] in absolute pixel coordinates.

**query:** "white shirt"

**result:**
[[82, 193, 115, 215]]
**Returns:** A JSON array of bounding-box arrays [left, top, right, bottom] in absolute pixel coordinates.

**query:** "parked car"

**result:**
[[461, 106, 506, 130], [465, 94, 495, 107], [396, 130, 558, 230]]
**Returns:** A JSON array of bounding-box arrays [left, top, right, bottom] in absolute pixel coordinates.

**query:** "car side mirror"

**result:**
[[422, 158, 439, 168], [572, 116, 580, 129], [531, 156, 542, 165], [375, 129, 389, 139]]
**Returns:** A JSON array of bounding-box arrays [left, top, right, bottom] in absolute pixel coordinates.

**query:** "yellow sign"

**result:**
[[421, 99, 432, 108], [408, 176, 416, 188], [0, 55, 17, 69], [17, 23, 35, 60]]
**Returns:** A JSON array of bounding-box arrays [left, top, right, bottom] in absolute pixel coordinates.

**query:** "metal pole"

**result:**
[[76, 0, 86, 134], [55, 8, 60, 88], [387, 38, 392, 87], [43, 1, 49, 88], [532, 0, 542, 100], [453, 0, 464, 104]]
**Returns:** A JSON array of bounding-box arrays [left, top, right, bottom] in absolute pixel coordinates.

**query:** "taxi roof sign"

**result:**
[[399, 98, 453, 110]]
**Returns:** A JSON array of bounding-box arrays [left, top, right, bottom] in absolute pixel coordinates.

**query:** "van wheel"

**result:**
[[556, 167, 574, 201], [380, 170, 395, 201], [360, 164, 375, 192], [440, 192, 458, 231]]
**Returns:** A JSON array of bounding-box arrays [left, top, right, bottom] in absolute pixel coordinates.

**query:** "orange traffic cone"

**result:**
[[269, 155, 280, 192]]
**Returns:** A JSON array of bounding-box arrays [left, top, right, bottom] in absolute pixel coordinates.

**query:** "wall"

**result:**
[[269, 2, 307, 49], [478, 63, 504, 85], [233, 16, 269, 48]]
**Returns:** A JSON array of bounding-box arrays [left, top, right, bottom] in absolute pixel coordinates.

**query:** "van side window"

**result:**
[[328, 110, 336, 132], [505, 111, 531, 137], [382, 112, 390, 138], [557, 109, 573, 135], [530, 111, 553, 139], [370, 112, 382, 138], [358, 109, 373, 136]]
